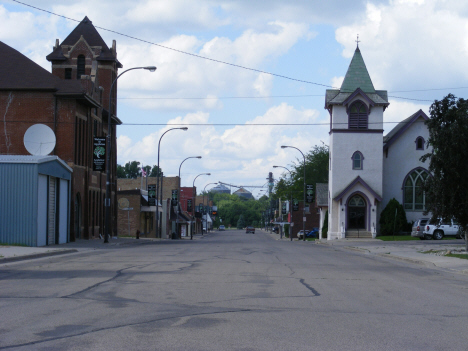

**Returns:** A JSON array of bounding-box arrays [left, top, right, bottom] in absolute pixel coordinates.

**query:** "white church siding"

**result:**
[[382, 111, 431, 224]]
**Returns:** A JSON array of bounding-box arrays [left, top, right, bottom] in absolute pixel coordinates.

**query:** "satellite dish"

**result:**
[[23, 124, 56, 156]]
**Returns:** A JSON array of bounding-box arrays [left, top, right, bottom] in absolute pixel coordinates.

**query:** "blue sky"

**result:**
[[2, 0, 468, 197]]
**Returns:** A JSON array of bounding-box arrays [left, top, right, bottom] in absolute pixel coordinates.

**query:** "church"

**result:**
[[319, 45, 431, 239]]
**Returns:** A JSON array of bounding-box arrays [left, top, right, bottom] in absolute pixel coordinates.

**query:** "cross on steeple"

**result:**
[[356, 34, 360, 48]]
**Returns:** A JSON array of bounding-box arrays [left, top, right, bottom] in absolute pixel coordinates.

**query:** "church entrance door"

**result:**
[[348, 195, 366, 230]]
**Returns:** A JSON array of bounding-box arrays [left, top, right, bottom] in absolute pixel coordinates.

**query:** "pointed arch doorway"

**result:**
[[347, 194, 366, 230]]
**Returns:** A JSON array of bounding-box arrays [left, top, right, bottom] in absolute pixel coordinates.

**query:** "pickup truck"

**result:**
[[423, 219, 460, 240]]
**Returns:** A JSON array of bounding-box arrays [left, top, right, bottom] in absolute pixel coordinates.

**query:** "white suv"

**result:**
[[423, 219, 460, 240]]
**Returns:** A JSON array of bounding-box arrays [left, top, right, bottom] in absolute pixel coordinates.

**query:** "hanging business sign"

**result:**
[[148, 184, 156, 206], [92, 137, 106, 171], [306, 184, 314, 203], [282, 202, 287, 214], [171, 189, 178, 206], [187, 199, 193, 212], [293, 198, 299, 211]]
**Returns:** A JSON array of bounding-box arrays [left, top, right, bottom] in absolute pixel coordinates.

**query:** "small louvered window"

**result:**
[[348, 101, 368, 129]]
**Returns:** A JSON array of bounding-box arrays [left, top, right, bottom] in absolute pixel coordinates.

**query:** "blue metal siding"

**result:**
[[0, 164, 38, 246]]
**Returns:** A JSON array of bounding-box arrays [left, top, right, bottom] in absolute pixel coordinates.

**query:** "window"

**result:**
[[65, 68, 72, 79], [349, 195, 366, 207], [351, 151, 364, 170], [77, 55, 85, 79], [404, 169, 429, 210], [348, 100, 368, 129], [416, 136, 425, 150]]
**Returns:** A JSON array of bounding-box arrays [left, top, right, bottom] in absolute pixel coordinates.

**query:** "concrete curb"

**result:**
[[0, 249, 78, 264]]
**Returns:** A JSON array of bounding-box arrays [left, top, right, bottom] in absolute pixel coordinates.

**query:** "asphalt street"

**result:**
[[1, 230, 467, 351]]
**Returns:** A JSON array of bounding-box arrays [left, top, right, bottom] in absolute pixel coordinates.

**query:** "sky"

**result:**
[[2, 0, 468, 198]]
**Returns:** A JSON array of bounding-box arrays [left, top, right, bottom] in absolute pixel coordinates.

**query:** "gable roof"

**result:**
[[325, 47, 388, 108], [334, 176, 382, 203], [0, 40, 83, 93], [46, 16, 121, 66], [383, 109, 429, 151]]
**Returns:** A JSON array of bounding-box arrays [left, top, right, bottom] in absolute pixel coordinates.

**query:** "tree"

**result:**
[[116, 162, 163, 179], [421, 94, 468, 249], [379, 198, 409, 236], [116, 164, 126, 178], [237, 214, 246, 229], [273, 143, 329, 205]]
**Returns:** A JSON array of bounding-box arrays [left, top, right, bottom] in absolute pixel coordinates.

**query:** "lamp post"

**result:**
[[177, 156, 202, 238], [192, 173, 210, 238], [155, 127, 188, 239], [203, 182, 218, 234], [273, 165, 293, 240], [281, 145, 307, 241], [104, 65, 156, 243]]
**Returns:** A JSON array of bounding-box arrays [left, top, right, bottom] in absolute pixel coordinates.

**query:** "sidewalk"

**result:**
[[264, 229, 468, 276]]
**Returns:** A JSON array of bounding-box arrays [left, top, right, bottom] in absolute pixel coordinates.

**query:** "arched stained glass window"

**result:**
[[349, 195, 366, 207], [404, 169, 429, 210], [349, 100, 368, 129]]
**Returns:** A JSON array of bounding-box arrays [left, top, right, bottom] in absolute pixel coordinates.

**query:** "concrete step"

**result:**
[[346, 231, 372, 238]]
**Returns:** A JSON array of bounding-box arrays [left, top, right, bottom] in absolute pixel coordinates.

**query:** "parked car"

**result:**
[[306, 228, 319, 238], [219, 225, 225, 231], [297, 229, 312, 239], [272, 227, 279, 233], [246, 226, 255, 234], [410, 218, 430, 240], [423, 219, 460, 240]]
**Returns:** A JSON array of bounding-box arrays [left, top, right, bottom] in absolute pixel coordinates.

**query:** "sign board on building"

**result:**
[[293, 198, 299, 211], [93, 137, 106, 171], [171, 189, 178, 206], [187, 199, 193, 212], [306, 184, 314, 203], [148, 184, 156, 206]]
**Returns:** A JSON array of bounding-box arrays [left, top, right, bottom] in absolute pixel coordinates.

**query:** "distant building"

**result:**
[[210, 184, 231, 194], [233, 187, 253, 199]]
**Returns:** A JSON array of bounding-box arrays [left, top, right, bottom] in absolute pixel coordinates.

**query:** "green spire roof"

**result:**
[[340, 48, 376, 93]]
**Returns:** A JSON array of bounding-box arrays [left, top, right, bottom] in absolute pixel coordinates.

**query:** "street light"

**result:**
[[177, 156, 202, 238], [192, 173, 211, 238], [273, 165, 292, 240], [155, 127, 188, 239], [203, 182, 218, 235], [104, 65, 156, 243], [281, 145, 307, 241]]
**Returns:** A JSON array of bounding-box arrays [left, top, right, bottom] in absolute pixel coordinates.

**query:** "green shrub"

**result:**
[[379, 198, 409, 236]]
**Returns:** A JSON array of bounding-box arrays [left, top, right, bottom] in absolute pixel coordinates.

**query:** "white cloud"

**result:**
[[116, 21, 310, 111], [117, 103, 327, 187], [335, 0, 468, 91]]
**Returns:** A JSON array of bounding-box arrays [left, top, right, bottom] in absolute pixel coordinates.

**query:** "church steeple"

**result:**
[[340, 47, 376, 94]]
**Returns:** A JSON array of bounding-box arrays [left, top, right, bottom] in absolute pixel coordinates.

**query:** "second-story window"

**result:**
[[77, 55, 85, 79], [416, 136, 425, 150], [65, 68, 72, 79], [352, 151, 364, 170]]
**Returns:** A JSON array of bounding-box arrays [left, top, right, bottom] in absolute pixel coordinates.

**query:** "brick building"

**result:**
[[0, 17, 122, 241], [117, 177, 200, 238]]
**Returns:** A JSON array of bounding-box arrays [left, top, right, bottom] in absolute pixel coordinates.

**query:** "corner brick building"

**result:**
[[0, 17, 122, 241]]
